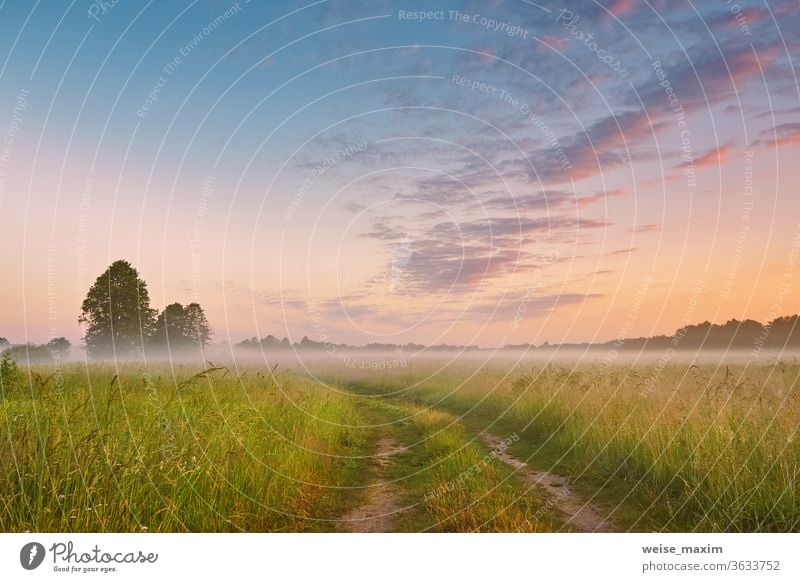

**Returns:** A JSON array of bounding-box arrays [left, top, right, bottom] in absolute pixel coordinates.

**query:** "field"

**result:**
[[1, 358, 798, 532]]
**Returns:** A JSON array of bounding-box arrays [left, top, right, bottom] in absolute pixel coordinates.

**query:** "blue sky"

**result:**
[[1, 0, 799, 347]]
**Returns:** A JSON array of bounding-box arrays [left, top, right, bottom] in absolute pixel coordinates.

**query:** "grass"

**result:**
[[1, 362, 562, 532], [0, 363, 371, 532], [3, 358, 798, 532], [350, 397, 563, 532], [327, 359, 800, 532]]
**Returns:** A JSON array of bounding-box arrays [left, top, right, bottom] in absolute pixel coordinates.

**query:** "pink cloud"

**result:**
[[632, 223, 661, 233], [474, 45, 496, 64], [605, 0, 637, 16], [693, 144, 734, 168], [771, 134, 800, 148], [719, 7, 769, 29], [539, 34, 570, 49], [577, 188, 626, 208], [726, 46, 778, 85], [761, 123, 800, 148]]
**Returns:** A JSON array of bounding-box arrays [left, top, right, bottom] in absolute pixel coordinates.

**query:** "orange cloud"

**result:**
[[577, 188, 626, 207], [727, 46, 778, 84], [720, 7, 768, 29], [605, 0, 637, 16], [772, 134, 800, 148], [608, 247, 639, 256], [539, 34, 570, 49], [693, 144, 734, 168], [762, 123, 800, 148]]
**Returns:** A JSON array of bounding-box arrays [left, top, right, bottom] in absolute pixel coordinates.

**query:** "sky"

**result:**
[[0, 0, 798, 349]]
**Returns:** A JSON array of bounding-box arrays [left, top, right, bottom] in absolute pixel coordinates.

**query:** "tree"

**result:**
[[3, 343, 52, 364], [152, 302, 212, 352], [184, 303, 212, 348], [768, 315, 800, 347], [261, 335, 280, 348], [152, 303, 191, 349], [0, 338, 9, 351], [47, 337, 71, 357], [79, 260, 156, 358]]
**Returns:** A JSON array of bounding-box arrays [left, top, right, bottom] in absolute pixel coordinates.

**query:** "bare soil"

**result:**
[[340, 433, 406, 532], [479, 432, 615, 532]]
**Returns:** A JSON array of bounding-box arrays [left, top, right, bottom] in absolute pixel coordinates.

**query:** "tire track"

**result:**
[[340, 432, 407, 532], [479, 432, 615, 532]]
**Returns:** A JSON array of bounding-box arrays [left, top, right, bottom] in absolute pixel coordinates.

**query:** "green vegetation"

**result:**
[[2, 359, 797, 532], [0, 364, 370, 532], [0, 362, 569, 532], [79, 260, 157, 358], [2, 344, 53, 364], [1, 338, 71, 365], [349, 399, 562, 532], [79, 260, 212, 358], [151, 302, 212, 351], [331, 360, 800, 532]]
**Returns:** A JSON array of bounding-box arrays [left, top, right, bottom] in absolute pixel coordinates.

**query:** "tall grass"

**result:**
[[5, 360, 797, 532], [336, 360, 800, 532], [0, 364, 368, 532], [363, 401, 559, 532]]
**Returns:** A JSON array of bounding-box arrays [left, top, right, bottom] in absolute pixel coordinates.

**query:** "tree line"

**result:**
[[3, 260, 213, 362], [78, 260, 211, 358], [505, 316, 800, 351], [236, 335, 480, 352], [0, 337, 71, 364]]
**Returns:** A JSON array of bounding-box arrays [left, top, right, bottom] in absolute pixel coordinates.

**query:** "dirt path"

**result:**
[[479, 432, 615, 532], [340, 433, 406, 532]]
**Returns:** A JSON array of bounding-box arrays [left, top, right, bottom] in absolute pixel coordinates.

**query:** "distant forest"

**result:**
[[236, 335, 481, 353], [506, 315, 800, 351], [238, 315, 800, 352], [5, 315, 797, 362]]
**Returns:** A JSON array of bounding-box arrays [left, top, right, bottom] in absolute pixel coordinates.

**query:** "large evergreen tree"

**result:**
[[79, 260, 156, 358]]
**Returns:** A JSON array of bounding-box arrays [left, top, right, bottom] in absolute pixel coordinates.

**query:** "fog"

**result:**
[[41, 346, 798, 370]]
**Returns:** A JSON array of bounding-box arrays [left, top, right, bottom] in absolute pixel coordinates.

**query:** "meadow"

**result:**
[[1, 356, 798, 532], [0, 362, 369, 532], [331, 357, 800, 532]]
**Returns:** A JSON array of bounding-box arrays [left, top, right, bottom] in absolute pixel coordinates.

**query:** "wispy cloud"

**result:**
[[755, 122, 800, 148], [607, 247, 639, 256], [692, 144, 734, 168]]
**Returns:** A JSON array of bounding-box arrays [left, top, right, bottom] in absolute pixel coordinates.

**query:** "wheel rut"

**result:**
[[479, 432, 615, 532], [340, 432, 407, 532]]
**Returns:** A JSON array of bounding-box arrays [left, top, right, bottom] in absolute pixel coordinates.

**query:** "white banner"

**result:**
[[1, 533, 797, 581]]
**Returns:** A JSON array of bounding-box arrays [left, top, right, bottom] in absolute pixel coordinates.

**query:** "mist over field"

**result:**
[[1, 1, 799, 547]]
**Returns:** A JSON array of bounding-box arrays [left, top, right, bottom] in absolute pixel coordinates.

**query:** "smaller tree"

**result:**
[[151, 302, 212, 352], [3, 344, 53, 364], [261, 335, 280, 348], [152, 303, 191, 350], [47, 337, 71, 358], [0, 338, 9, 351], [184, 303, 212, 348]]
